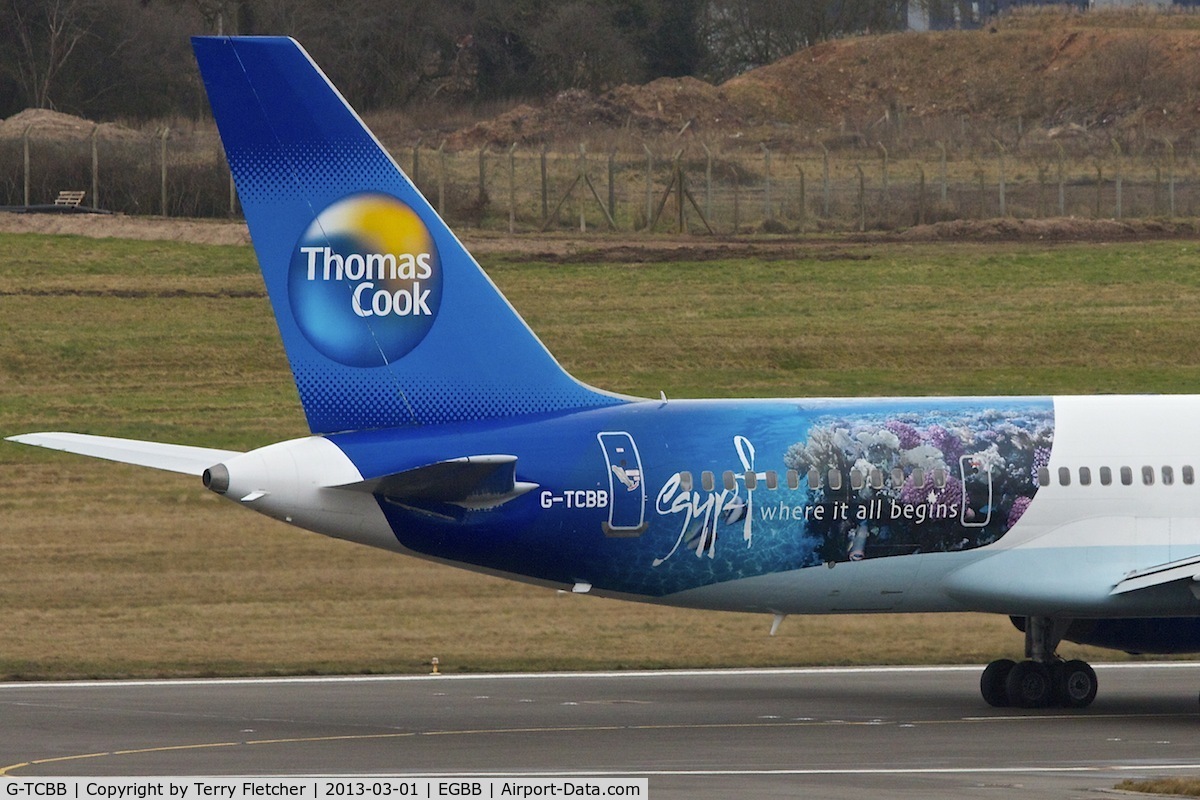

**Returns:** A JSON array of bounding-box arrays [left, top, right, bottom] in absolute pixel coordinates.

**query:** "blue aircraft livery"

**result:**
[[192, 35, 621, 432], [331, 397, 1055, 599], [12, 35, 1200, 711]]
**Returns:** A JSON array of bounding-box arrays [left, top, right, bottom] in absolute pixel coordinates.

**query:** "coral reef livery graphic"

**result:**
[[644, 401, 1054, 586], [288, 193, 443, 367], [779, 405, 1055, 565]]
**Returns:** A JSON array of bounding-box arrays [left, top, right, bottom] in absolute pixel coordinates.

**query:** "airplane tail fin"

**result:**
[[192, 36, 624, 434]]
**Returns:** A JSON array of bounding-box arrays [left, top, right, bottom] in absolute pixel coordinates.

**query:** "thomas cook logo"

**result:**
[[288, 193, 442, 367]]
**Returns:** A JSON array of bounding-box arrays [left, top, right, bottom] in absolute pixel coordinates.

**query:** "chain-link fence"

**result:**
[[5, 124, 1200, 233]]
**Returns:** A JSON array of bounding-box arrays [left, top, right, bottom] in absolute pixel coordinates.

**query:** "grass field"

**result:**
[[4, 230, 1200, 680]]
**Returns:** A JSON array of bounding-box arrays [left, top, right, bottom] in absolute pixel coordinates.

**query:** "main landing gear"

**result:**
[[979, 616, 1098, 709]]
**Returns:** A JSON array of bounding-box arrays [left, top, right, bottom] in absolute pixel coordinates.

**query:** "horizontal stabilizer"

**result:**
[[6, 432, 242, 476], [334, 455, 537, 510], [1110, 555, 1200, 596]]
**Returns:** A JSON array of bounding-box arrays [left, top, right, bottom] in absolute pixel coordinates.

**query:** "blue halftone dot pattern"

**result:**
[[226, 143, 411, 206], [292, 359, 616, 431]]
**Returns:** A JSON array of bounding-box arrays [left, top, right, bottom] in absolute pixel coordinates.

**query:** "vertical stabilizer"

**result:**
[[192, 36, 624, 433]]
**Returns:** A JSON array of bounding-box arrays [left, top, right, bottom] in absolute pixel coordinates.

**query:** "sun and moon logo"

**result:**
[[288, 193, 443, 367]]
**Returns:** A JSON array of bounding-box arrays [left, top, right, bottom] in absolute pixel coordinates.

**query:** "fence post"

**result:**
[[1056, 143, 1066, 217], [1165, 139, 1176, 217], [821, 144, 831, 218], [878, 142, 889, 222], [1093, 162, 1103, 219], [578, 143, 586, 233], [733, 168, 740, 234], [674, 152, 685, 234], [917, 164, 926, 225], [936, 141, 947, 205], [437, 142, 446, 215], [1037, 165, 1047, 218], [90, 124, 99, 210], [855, 163, 865, 232], [975, 166, 985, 219], [537, 145, 547, 221], [508, 143, 517, 234], [23, 124, 32, 206], [477, 146, 488, 211], [160, 127, 170, 217], [761, 144, 772, 221], [1112, 140, 1122, 219], [701, 142, 713, 222], [1154, 164, 1162, 215], [995, 139, 1006, 218], [643, 145, 654, 230], [797, 165, 806, 231], [608, 150, 616, 226]]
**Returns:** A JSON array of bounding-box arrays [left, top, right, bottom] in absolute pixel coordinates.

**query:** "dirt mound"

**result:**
[[449, 76, 732, 148], [0, 108, 141, 141], [727, 24, 1200, 136], [899, 217, 1200, 242], [452, 11, 1200, 149]]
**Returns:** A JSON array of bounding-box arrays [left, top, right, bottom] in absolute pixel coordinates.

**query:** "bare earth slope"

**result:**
[[453, 10, 1200, 149]]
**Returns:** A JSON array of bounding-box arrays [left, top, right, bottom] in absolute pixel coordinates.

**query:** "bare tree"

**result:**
[[5, 0, 98, 109], [700, 0, 906, 82], [530, 1, 645, 91]]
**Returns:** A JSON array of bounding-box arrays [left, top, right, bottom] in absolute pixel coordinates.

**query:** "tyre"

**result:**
[[1005, 660, 1054, 708], [981, 659, 1016, 707], [1054, 659, 1097, 708]]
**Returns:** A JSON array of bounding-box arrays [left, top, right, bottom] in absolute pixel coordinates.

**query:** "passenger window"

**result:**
[[765, 470, 778, 490], [911, 468, 925, 488], [1185, 466, 1195, 485], [850, 469, 864, 490], [807, 468, 820, 490], [1120, 466, 1133, 486], [827, 469, 842, 491], [723, 470, 736, 491], [1079, 467, 1092, 486], [744, 470, 757, 490], [679, 471, 693, 492], [1058, 466, 1070, 486], [891, 467, 905, 488], [1162, 466, 1174, 486], [702, 471, 715, 492], [933, 468, 946, 489], [786, 469, 799, 490], [870, 468, 884, 490], [1141, 466, 1154, 486], [1099, 466, 1112, 486], [1037, 467, 1050, 487]]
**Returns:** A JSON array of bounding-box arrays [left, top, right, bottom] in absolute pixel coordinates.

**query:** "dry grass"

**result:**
[[4, 231, 1200, 678], [1116, 778, 1200, 797]]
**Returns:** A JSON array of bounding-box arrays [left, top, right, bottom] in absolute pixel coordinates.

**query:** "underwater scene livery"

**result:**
[[627, 398, 1058, 597], [775, 402, 1055, 565]]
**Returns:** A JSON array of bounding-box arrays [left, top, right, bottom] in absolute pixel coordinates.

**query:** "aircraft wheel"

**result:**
[[1005, 660, 1054, 708], [1054, 659, 1097, 708], [980, 659, 1016, 707]]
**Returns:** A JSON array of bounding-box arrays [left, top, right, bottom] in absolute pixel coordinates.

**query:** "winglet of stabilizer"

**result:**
[[6, 432, 242, 476]]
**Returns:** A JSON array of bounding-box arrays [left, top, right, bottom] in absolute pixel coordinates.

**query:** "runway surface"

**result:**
[[3, 664, 1200, 799]]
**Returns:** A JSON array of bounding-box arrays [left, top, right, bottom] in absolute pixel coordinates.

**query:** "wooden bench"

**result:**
[[54, 190, 86, 207]]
